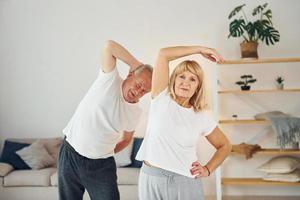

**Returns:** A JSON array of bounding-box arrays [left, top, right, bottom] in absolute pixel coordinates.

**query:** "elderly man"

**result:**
[[58, 40, 152, 200]]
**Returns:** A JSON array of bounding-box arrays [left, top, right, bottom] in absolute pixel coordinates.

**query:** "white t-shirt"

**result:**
[[136, 89, 217, 178], [63, 68, 142, 159]]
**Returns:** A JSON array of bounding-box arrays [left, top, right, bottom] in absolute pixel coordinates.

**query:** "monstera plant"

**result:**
[[228, 3, 280, 58]]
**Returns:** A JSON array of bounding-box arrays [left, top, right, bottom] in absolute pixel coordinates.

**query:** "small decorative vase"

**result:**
[[276, 83, 284, 90], [241, 85, 251, 90], [240, 42, 258, 59]]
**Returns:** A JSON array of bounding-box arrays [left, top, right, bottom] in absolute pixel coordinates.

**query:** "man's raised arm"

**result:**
[[101, 40, 143, 73]]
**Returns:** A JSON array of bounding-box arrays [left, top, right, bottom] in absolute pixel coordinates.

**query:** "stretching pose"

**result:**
[[136, 45, 231, 200], [58, 40, 152, 200]]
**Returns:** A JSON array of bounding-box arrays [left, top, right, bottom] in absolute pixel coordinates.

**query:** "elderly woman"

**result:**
[[136, 45, 232, 200]]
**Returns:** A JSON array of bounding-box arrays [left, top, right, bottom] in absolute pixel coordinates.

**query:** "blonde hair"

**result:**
[[168, 60, 206, 112]]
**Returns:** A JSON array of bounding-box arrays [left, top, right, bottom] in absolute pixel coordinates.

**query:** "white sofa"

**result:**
[[0, 138, 140, 200]]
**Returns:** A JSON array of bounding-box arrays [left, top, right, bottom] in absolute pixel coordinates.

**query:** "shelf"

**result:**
[[231, 148, 300, 155], [218, 89, 300, 94], [219, 119, 269, 125], [222, 178, 300, 186], [220, 57, 300, 65]]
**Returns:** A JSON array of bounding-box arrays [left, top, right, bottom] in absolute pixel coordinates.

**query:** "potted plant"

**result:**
[[235, 75, 257, 90], [228, 3, 280, 59], [275, 76, 284, 89]]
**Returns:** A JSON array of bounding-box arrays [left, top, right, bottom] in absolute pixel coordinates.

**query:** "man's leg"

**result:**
[[81, 157, 120, 200], [58, 140, 85, 200]]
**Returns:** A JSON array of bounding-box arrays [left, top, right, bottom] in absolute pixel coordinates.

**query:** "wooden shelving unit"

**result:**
[[216, 57, 300, 199], [219, 119, 269, 125], [231, 148, 300, 156], [220, 57, 300, 65], [222, 178, 300, 186], [218, 89, 300, 94]]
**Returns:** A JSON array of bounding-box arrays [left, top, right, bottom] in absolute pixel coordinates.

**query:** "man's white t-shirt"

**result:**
[[63, 68, 142, 159], [136, 89, 217, 178]]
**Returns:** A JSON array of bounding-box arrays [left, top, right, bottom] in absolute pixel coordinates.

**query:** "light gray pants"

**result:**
[[138, 164, 204, 200]]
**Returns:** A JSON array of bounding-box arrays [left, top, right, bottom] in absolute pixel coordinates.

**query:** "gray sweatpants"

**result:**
[[138, 164, 204, 200]]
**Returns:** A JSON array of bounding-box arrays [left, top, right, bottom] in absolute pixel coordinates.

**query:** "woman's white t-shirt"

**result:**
[[136, 89, 217, 178]]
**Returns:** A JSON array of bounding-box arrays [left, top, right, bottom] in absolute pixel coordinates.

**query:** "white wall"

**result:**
[[1, 0, 300, 196]]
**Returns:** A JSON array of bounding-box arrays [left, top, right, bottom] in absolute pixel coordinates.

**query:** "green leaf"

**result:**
[[253, 3, 268, 16], [235, 81, 245, 85], [228, 4, 246, 19], [228, 19, 245, 38], [259, 26, 280, 45], [263, 10, 273, 25], [248, 79, 257, 83], [241, 75, 252, 79], [245, 22, 256, 40]]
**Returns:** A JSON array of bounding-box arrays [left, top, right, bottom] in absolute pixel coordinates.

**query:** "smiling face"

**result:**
[[169, 60, 205, 111], [174, 71, 199, 99], [122, 69, 152, 103]]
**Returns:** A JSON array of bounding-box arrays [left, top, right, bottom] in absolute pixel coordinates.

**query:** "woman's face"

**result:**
[[174, 70, 199, 99]]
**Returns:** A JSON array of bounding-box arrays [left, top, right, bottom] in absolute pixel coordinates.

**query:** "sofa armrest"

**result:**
[[0, 162, 14, 176]]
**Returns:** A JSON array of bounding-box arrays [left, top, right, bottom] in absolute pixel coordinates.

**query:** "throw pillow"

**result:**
[[114, 140, 134, 167], [39, 137, 63, 166], [257, 156, 300, 173], [16, 140, 55, 170], [129, 138, 143, 168], [254, 111, 288, 120], [0, 162, 14, 176], [0, 141, 31, 170], [263, 169, 300, 182]]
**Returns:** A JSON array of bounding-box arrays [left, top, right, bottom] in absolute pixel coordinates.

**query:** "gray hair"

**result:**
[[131, 64, 153, 76]]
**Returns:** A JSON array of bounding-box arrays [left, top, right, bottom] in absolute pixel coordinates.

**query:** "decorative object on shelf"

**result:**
[[275, 76, 284, 89], [257, 156, 300, 173], [228, 3, 280, 59], [232, 143, 262, 159], [263, 169, 300, 183], [232, 114, 238, 120], [291, 142, 299, 150], [235, 74, 257, 90], [255, 111, 300, 149]]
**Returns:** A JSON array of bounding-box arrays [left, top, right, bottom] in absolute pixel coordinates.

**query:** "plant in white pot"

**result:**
[[275, 76, 284, 89], [235, 75, 257, 90], [228, 3, 280, 59]]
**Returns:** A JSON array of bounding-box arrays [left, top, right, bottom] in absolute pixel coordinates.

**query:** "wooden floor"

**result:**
[[206, 196, 300, 200]]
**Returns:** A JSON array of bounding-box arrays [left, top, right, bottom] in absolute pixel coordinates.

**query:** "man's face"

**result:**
[[122, 71, 152, 103]]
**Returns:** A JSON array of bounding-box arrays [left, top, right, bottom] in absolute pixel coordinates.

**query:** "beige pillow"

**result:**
[[39, 138, 62, 166], [263, 169, 300, 182], [0, 162, 14, 176], [16, 140, 55, 170], [257, 156, 300, 173]]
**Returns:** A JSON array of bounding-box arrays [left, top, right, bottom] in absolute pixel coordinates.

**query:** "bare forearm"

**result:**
[[107, 40, 141, 70], [114, 139, 130, 153], [114, 131, 134, 153], [159, 46, 205, 61], [205, 143, 232, 173]]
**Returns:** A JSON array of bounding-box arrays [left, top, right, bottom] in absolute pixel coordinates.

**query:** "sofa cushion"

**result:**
[[50, 171, 58, 186], [39, 138, 62, 164], [16, 140, 55, 170], [114, 140, 134, 167], [0, 141, 31, 170], [4, 167, 56, 186], [117, 167, 140, 185], [0, 162, 14, 176]]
